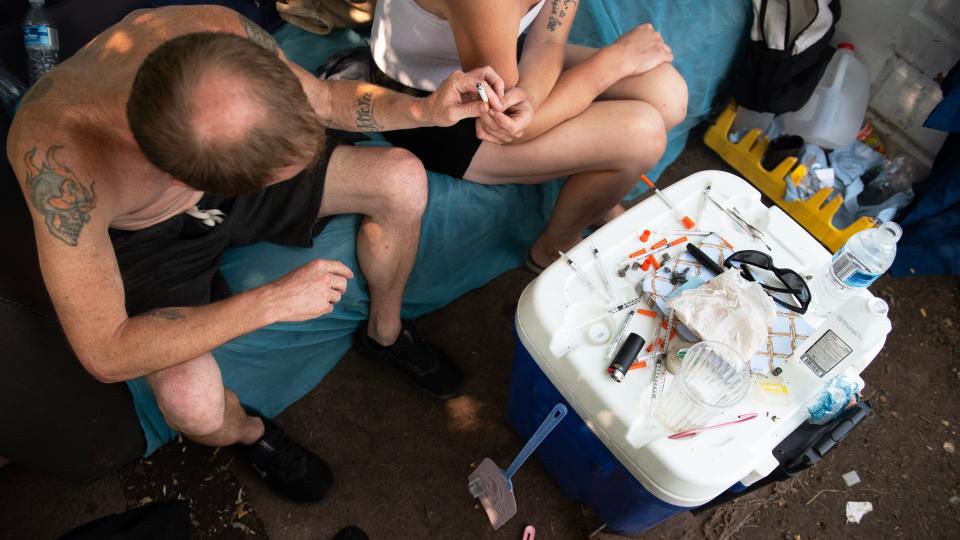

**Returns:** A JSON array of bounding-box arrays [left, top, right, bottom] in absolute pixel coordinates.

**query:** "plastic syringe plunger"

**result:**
[[640, 175, 696, 230]]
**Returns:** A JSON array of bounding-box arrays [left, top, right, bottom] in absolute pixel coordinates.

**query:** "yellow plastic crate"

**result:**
[[704, 102, 875, 253]]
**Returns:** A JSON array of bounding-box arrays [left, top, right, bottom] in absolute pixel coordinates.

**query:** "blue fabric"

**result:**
[[129, 2, 753, 454], [889, 61, 960, 276]]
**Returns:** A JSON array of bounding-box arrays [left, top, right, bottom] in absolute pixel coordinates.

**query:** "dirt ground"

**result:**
[[1, 138, 959, 539]]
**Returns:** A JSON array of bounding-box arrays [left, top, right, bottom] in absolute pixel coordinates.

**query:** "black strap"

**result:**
[[783, 0, 791, 51], [758, 0, 769, 45]]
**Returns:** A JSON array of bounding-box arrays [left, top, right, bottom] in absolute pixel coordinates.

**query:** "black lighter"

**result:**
[[607, 332, 646, 383]]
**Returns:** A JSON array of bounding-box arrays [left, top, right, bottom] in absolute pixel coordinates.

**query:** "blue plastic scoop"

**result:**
[[468, 403, 568, 529]]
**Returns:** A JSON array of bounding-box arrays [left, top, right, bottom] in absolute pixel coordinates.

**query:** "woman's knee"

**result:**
[[615, 102, 667, 174], [649, 64, 688, 131]]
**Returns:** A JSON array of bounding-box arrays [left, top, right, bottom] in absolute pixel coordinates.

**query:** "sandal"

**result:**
[[524, 247, 547, 275]]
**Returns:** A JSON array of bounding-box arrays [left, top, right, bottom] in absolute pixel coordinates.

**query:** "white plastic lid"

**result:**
[[514, 171, 884, 508], [866, 297, 889, 317], [877, 222, 903, 244]]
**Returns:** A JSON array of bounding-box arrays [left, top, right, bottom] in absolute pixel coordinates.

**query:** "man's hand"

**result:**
[[422, 66, 507, 127], [475, 86, 534, 144], [613, 24, 674, 78], [266, 260, 354, 323]]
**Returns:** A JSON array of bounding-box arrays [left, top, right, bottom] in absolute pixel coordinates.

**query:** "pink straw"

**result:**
[[668, 413, 759, 439]]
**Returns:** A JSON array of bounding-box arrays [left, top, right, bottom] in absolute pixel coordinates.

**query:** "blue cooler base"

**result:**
[[507, 328, 689, 534]]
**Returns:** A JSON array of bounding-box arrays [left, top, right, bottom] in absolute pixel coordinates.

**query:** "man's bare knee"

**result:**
[[379, 147, 428, 218], [159, 391, 225, 436], [152, 365, 226, 437]]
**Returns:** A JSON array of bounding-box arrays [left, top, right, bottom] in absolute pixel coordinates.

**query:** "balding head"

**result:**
[[127, 32, 321, 195]]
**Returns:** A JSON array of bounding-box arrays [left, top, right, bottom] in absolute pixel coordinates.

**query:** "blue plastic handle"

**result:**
[[504, 403, 567, 481]]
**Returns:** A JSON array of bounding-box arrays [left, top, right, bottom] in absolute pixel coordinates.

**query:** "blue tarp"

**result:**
[[129, 2, 753, 454]]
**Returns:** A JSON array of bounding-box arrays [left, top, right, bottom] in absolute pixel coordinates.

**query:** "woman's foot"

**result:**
[[525, 242, 557, 274]]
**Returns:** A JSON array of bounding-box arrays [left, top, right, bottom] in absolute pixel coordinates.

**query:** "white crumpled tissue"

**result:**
[[666, 269, 777, 361]]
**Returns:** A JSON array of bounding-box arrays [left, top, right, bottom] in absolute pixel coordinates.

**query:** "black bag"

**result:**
[[733, 0, 842, 114]]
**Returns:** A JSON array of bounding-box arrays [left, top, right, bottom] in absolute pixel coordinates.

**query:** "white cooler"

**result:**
[[507, 171, 885, 533]]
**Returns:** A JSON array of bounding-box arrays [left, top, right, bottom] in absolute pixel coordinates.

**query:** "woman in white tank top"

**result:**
[[370, 0, 688, 271]]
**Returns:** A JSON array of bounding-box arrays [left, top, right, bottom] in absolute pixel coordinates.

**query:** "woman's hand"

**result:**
[[613, 23, 674, 78], [475, 86, 534, 144], [422, 66, 506, 127]]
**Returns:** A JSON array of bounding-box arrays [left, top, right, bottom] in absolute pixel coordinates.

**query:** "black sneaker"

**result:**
[[240, 413, 333, 502], [353, 321, 464, 400]]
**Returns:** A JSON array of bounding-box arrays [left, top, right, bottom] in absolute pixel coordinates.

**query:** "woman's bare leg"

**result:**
[[464, 100, 666, 267], [563, 43, 688, 130]]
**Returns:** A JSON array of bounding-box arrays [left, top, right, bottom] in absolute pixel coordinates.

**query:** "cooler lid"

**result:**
[[515, 171, 881, 507]]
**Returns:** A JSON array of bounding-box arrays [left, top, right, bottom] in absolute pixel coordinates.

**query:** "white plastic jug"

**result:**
[[783, 43, 870, 149]]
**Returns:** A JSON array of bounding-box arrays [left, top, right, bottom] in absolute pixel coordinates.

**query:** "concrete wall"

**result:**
[[833, 0, 959, 165]]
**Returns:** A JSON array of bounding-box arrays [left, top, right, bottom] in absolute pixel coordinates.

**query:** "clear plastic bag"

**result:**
[[667, 269, 777, 361], [807, 374, 862, 424]]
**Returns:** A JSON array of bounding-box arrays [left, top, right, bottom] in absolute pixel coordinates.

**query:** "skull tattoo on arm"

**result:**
[[24, 145, 96, 246]]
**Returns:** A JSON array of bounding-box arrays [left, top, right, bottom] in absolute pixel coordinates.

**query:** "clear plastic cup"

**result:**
[[658, 341, 751, 432]]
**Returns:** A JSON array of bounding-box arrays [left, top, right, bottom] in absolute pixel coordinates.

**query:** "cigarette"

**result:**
[[476, 82, 489, 104]]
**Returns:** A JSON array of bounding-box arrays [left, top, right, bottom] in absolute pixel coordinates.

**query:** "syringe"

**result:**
[[605, 308, 636, 362], [589, 239, 614, 296], [560, 250, 612, 302], [641, 175, 696, 230], [608, 296, 643, 314]]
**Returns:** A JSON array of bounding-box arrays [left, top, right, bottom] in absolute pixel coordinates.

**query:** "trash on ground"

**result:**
[[944, 441, 956, 454], [842, 470, 861, 487], [845, 501, 873, 524]]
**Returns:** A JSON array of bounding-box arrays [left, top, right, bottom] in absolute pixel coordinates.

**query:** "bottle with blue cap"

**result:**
[[809, 222, 901, 317], [23, 0, 59, 84]]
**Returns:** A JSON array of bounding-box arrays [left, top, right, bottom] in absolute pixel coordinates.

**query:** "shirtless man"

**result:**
[[7, 5, 502, 501]]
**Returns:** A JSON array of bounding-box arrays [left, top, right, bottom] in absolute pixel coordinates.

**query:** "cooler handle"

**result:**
[[505, 403, 568, 481]]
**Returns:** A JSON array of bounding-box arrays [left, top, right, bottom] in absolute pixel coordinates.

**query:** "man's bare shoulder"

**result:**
[[116, 4, 253, 40], [7, 134, 105, 247], [7, 106, 119, 234], [119, 4, 244, 28]]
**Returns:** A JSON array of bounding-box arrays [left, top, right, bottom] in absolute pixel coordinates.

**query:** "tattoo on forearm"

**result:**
[[239, 14, 278, 52], [24, 146, 96, 247], [147, 308, 186, 321], [547, 0, 577, 32], [355, 91, 384, 131], [19, 76, 53, 108]]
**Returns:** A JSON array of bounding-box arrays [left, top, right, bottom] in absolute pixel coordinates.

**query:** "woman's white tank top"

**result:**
[[370, 0, 545, 91]]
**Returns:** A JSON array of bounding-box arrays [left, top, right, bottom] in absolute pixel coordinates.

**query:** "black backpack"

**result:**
[[733, 0, 842, 114]]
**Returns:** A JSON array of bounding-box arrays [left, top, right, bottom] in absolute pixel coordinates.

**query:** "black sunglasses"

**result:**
[[722, 250, 811, 314]]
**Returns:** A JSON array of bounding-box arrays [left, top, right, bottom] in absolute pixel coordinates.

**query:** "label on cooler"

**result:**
[[801, 329, 853, 377], [23, 25, 53, 47], [831, 249, 880, 288]]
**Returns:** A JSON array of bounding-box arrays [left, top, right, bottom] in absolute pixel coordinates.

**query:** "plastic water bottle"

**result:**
[[809, 222, 901, 317], [0, 61, 26, 119], [23, 0, 59, 85], [783, 43, 870, 149]]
